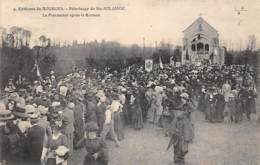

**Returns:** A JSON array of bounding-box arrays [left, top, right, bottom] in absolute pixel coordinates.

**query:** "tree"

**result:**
[[24, 30, 32, 47], [39, 35, 47, 47], [256, 49, 260, 123], [6, 34, 15, 48], [0, 27, 7, 47], [172, 46, 182, 62], [247, 35, 257, 51]]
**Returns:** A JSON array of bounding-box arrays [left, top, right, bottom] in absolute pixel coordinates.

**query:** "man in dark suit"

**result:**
[[27, 114, 45, 165], [61, 102, 75, 155]]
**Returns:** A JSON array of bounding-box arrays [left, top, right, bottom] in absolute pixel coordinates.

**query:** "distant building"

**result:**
[[182, 17, 225, 65]]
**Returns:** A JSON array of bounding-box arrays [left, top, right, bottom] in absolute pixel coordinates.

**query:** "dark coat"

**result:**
[[74, 102, 85, 143], [85, 100, 98, 123], [96, 102, 106, 134], [27, 124, 45, 163], [61, 108, 75, 134], [76, 137, 108, 165], [214, 94, 225, 122], [0, 125, 9, 161]]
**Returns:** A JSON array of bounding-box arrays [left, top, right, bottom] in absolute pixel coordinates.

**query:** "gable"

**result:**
[[183, 17, 218, 34]]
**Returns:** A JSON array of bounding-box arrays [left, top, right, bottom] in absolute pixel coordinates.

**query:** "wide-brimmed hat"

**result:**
[[37, 105, 49, 115], [51, 101, 61, 107], [25, 105, 35, 114], [228, 93, 235, 98], [0, 102, 14, 121], [9, 92, 19, 101], [12, 107, 28, 118], [180, 92, 189, 99], [96, 90, 105, 98], [29, 113, 39, 123]]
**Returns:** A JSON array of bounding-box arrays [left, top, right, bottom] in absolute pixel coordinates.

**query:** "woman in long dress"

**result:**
[[41, 124, 69, 165], [131, 94, 143, 130], [154, 90, 164, 124], [147, 94, 156, 123], [111, 97, 124, 141]]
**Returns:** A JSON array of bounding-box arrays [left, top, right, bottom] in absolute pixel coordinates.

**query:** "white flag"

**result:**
[[159, 56, 163, 69]]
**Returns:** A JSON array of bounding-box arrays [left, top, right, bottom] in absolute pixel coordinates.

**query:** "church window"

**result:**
[[197, 42, 204, 51], [191, 44, 196, 51], [205, 44, 209, 51]]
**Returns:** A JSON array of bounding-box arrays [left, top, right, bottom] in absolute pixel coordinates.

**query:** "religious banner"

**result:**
[[159, 56, 163, 69], [145, 59, 153, 72]]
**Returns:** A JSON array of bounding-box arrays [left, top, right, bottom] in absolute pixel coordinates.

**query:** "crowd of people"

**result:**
[[0, 62, 257, 165]]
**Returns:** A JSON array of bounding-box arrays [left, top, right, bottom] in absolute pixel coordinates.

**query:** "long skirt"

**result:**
[[113, 111, 124, 141], [147, 104, 156, 123], [132, 107, 143, 129], [173, 138, 188, 165], [215, 102, 225, 122]]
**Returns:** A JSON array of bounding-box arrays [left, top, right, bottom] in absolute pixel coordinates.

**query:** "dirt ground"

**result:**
[[72, 111, 260, 165]]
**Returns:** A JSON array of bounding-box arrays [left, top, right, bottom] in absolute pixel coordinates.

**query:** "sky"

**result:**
[[1, 0, 260, 50]]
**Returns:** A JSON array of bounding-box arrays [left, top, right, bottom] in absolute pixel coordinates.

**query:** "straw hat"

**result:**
[[9, 92, 19, 101], [51, 101, 61, 107], [228, 93, 235, 98], [12, 107, 28, 118], [37, 105, 49, 115], [29, 113, 39, 123], [96, 90, 105, 98], [180, 92, 189, 99], [0, 102, 14, 121], [25, 105, 35, 114]]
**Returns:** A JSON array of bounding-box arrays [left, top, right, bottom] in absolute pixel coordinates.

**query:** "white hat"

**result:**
[[147, 81, 155, 87], [25, 105, 35, 114], [36, 85, 43, 94], [96, 90, 105, 98], [121, 87, 127, 92], [155, 86, 164, 93], [52, 101, 61, 107], [37, 105, 49, 115], [180, 92, 189, 99], [228, 93, 235, 98], [68, 102, 75, 109]]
